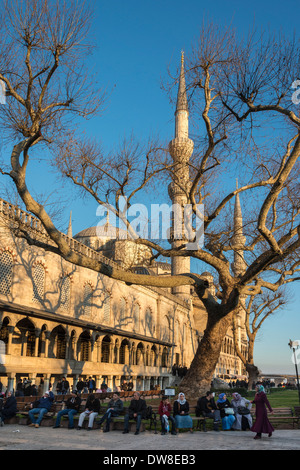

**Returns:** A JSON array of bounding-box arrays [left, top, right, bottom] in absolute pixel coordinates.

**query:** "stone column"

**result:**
[[34, 328, 41, 357], [6, 326, 14, 355], [7, 373, 16, 393], [132, 376, 137, 392], [44, 331, 50, 358], [43, 374, 52, 394]]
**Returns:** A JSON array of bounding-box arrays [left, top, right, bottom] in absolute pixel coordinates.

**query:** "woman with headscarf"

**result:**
[[217, 393, 235, 430], [173, 393, 193, 433], [231, 392, 253, 430], [250, 384, 274, 439]]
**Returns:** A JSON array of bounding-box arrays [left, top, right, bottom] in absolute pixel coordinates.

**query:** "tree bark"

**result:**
[[246, 363, 260, 390], [179, 309, 234, 399]]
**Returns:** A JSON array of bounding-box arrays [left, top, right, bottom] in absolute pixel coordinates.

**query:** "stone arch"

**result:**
[[101, 335, 111, 363], [49, 325, 67, 359], [136, 342, 145, 365], [15, 317, 36, 357], [78, 330, 92, 361]]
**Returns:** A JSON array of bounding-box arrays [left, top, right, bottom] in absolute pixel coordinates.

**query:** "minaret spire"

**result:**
[[175, 51, 189, 140], [168, 52, 194, 301], [231, 184, 247, 277], [67, 211, 73, 238]]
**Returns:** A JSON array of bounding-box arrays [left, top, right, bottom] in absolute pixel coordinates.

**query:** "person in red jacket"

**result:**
[[251, 384, 274, 439], [158, 396, 176, 435]]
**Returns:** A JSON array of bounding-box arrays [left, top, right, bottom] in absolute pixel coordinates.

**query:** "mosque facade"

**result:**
[[0, 57, 247, 395]]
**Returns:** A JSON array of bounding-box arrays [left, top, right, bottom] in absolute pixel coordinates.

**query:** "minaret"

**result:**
[[168, 52, 194, 301], [231, 183, 247, 364], [231, 182, 247, 277], [67, 211, 73, 238]]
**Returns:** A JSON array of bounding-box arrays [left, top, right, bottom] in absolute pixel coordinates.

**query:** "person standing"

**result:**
[[251, 385, 274, 439], [61, 377, 70, 395]]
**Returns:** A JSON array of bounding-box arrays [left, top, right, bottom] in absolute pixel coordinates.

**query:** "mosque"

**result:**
[[0, 56, 248, 394]]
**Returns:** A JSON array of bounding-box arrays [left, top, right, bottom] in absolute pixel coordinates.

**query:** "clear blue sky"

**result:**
[[2, 0, 300, 376]]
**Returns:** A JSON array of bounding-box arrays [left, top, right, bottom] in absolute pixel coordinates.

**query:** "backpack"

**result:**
[[146, 405, 153, 419]]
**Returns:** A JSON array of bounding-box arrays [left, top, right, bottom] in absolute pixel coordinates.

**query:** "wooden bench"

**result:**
[[16, 401, 64, 426], [247, 406, 299, 429], [266, 407, 299, 429], [94, 404, 158, 433]]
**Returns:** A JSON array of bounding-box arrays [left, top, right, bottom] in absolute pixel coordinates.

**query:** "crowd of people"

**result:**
[[0, 381, 275, 439]]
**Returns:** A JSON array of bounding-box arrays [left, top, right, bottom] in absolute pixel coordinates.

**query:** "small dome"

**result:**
[[201, 271, 214, 277], [74, 224, 128, 240]]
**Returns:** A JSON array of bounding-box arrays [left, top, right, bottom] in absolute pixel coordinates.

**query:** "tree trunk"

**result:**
[[179, 310, 234, 399], [246, 363, 260, 390]]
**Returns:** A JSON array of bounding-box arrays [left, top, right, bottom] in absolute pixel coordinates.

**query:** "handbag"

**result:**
[[237, 406, 250, 415], [225, 407, 235, 415]]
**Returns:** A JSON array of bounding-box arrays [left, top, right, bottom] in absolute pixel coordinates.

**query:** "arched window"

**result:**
[[32, 264, 45, 303], [50, 326, 67, 359], [101, 336, 111, 363], [83, 283, 93, 316], [79, 331, 91, 361], [60, 276, 71, 311], [162, 347, 169, 368], [0, 251, 13, 295]]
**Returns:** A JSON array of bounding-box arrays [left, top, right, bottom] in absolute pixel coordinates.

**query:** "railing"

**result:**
[[0, 197, 189, 308]]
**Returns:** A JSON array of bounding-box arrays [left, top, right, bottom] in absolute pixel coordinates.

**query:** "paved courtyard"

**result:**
[[0, 424, 299, 453]]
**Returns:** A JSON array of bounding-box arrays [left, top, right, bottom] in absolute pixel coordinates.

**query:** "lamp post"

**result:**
[[288, 340, 300, 404]]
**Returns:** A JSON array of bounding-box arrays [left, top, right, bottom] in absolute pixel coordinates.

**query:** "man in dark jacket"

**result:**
[[123, 392, 147, 435], [97, 392, 124, 432], [196, 391, 221, 431], [0, 392, 17, 425], [53, 390, 82, 429], [28, 391, 54, 428]]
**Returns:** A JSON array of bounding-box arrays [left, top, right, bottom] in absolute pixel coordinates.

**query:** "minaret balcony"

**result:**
[[169, 137, 194, 162]]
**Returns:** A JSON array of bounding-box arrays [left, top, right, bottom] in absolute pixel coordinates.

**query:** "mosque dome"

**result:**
[[74, 223, 128, 241]]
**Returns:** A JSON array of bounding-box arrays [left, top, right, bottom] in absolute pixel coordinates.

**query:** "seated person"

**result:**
[[231, 392, 253, 431], [0, 392, 17, 425], [28, 390, 54, 428], [122, 392, 147, 435], [216, 393, 236, 430], [196, 391, 221, 431], [97, 392, 124, 432], [173, 393, 193, 433], [158, 395, 176, 435], [53, 390, 82, 429], [77, 394, 100, 430]]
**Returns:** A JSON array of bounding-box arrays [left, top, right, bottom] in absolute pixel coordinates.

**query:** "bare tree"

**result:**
[[232, 289, 289, 388], [1, 5, 300, 396]]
